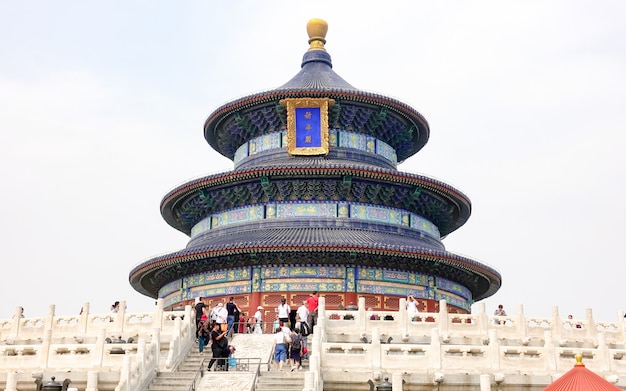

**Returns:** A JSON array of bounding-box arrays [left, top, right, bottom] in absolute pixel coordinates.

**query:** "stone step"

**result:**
[[149, 334, 285, 391], [146, 375, 194, 391], [152, 376, 193, 386], [144, 349, 207, 391], [177, 363, 206, 371], [152, 371, 200, 378], [256, 382, 305, 390], [256, 368, 306, 391], [259, 371, 304, 382], [147, 385, 191, 391]]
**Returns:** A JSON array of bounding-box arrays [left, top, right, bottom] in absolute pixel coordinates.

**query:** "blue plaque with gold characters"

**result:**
[[280, 97, 334, 156], [295, 107, 321, 148]]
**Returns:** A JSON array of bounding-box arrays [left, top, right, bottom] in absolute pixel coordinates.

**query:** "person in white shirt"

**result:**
[[210, 304, 220, 323], [406, 294, 419, 320], [273, 325, 287, 371], [295, 301, 310, 357], [280, 321, 291, 341], [254, 306, 263, 334], [275, 297, 291, 328], [296, 301, 309, 329], [215, 303, 228, 330]]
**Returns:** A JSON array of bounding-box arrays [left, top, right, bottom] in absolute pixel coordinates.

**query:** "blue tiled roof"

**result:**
[[186, 218, 445, 250], [278, 49, 356, 90], [129, 222, 501, 301], [159, 160, 471, 237]]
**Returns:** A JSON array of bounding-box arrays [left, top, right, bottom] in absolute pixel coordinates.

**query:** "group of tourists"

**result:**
[[194, 297, 238, 371], [271, 292, 318, 371], [192, 291, 321, 371], [272, 302, 312, 371]]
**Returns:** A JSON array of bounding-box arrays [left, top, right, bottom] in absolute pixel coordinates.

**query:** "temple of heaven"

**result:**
[[129, 19, 501, 316]]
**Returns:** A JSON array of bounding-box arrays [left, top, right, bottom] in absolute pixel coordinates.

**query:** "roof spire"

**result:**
[[307, 18, 328, 51], [575, 353, 584, 366]]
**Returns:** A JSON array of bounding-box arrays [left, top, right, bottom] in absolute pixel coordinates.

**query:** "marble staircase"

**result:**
[[146, 347, 206, 391], [256, 347, 309, 391]]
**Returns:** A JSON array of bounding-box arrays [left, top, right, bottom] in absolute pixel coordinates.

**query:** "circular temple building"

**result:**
[[129, 19, 501, 319]]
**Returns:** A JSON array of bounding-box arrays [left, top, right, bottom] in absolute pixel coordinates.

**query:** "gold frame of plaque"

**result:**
[[280, 97, 335, 156]]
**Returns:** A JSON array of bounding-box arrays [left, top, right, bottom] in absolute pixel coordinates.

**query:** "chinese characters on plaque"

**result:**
[[295, 107, 321, 148]]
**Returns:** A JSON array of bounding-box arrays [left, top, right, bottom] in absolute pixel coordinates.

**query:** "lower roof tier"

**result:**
[[128, 223, 501, 302]]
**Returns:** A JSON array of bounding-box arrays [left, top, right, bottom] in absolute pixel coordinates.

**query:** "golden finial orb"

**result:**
[[307, 18, 328, 51], [575, 353, 584, 366]]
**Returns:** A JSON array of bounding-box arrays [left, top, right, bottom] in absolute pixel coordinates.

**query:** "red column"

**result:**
[[345, 292, 358, 308]]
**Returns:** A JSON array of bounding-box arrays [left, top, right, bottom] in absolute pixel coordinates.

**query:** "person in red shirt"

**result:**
[[306, 291, 319, 331]]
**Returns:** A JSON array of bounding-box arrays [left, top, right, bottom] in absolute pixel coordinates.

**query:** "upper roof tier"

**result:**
[[204, 18, 430, 163]]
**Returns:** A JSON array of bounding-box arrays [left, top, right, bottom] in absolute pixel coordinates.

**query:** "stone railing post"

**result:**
[[309, 351, 322, 391], [430, 328, 441, 370], [85, 370, 99, 391], [4, 371, 18, 391], [358, 296, 367, 333], [544, 331, 556, 371], [371, 326, 381, 371], [597, 333, 610, 372], [618, 310, 625, 344], [488, 329, 500, 370], [92, 329, 106, 368], [165, 316, 182, 368], [45, 304, 56, 333], [317, 296, 326, 332], [398, 298, 407, 326], [585, 308, 597, 340], [516, 304, 527, 339], [312, 322, 322, 356], [38, 328, 52, 369], [152, 328, 161, 369], [479, 374, 491, 391], [476, 302, 489, 336], [153, 298, 164, 329], [118, 300, 127, 332], [392, 372, 403, 391], [137, 336, 146, 381], [9, 306, 22, 338], [174, 315, 182, 355], [303, 371, 314, 391], [80, 302, 90, 334], [438, 300, 448, 337], [119, 355, 131, 391], [551, 306, 562, 342], [184, 305, 193, 342], [308, 320, 321, 387]]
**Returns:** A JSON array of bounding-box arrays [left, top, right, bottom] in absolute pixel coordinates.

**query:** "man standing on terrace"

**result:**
[[226, 297, 241, 336], [306, 291, 319, 332]]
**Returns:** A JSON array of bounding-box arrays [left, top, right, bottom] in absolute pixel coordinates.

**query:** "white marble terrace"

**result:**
[[2, 297, 626, 390], [306, 297, 626, 390], [0, 299, 193, 391]]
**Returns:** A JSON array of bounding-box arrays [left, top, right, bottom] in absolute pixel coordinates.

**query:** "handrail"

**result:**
[[206, 357, 262, 373], [188, 357, 206, 391], [249, 357, 261, 391]]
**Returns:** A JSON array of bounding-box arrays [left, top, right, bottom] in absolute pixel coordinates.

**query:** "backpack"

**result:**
[[300, 321, 311, 337], [291, 334, 301, 350]]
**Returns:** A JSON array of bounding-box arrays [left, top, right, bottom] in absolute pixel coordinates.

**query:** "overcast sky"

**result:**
[[1, 1, 625, 322]]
